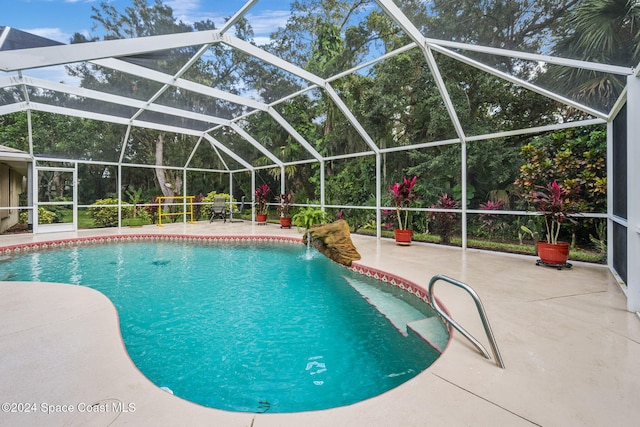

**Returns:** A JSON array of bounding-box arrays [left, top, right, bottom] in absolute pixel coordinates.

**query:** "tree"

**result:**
[[265, 0, 388, 194], [66, 0, 251, 198], [429, 1, 578, 55], [546, 0, 640, 110]]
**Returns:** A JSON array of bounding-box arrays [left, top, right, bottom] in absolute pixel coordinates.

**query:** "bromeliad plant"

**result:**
[[254, 184, 271, 215], [390, 176, 418, 230], [528, 180, 579, 245], [478, 199, 504, 237]]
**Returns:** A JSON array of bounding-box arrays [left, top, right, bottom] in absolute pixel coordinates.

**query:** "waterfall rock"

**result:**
[[303, 219, 361, 266]]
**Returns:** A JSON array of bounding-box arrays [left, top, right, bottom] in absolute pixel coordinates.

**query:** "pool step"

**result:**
[[343, 276, 426, 336], [407, 318, 449, 353]]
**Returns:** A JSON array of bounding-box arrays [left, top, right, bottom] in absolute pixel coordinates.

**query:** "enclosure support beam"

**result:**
[[26, 108, 34, 229], [626, 75, 640, 312], [183, 169, 188, 223], [27, 161, 33, 230], [606, 119, 614, 277], [251, 171, 256, 222], [461, 142, 468, 250], [281, 168, 285, 196], [324, 84, 380, 154], [430, 44, 608, 121], [320, 160, 326, 211], [230, 123, 283, 167], [229, 173, 234, 220], [117, 164, 122, 228], [31, 160, 38, 232], [220, 0, 259, 34], [376, 153, 382, 239]]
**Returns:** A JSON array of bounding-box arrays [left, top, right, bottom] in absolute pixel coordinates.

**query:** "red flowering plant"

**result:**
[[430, 193, 460, 245], [528, 180, 580, 245], [254, 184, 270, 215], [389, 176, 418, 230]]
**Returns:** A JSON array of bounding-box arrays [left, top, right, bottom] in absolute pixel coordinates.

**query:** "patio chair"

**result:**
[[228, 196, 246, 223], [209, 196, 227, 223]]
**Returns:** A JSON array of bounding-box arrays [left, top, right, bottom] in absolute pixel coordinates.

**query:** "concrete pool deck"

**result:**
[[1, 221, 639, 426]]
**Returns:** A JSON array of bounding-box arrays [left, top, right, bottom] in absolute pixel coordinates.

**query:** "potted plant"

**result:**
[[254, 184, 270, 223], [528, 180, 579, 267], [277, 192, 293, 228], [390, 176, 418, 245]]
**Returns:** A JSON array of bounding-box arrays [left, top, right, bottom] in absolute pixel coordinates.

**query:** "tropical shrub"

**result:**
[[88, 198, 133, 227], [431, 193, 460, 245], [515, 128, 606, 212], [515, 128, 606, 248], [477, 199, 505, 238], [390, 176, 418, 230], [39, 208, 56, 224], [145, 196, 159, 223], [292, 206, 328, 231], [20, 207, 55, 225], [526, 181, 580, 245], [254, 185, 271, 216], [277, 193, 293, 218], [125, 186, 143, 218]]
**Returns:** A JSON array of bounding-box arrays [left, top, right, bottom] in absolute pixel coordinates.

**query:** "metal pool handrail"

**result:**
[[428, 274, 505, 369]]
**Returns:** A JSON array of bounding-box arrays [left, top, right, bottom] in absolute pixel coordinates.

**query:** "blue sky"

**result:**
[[2, 0, 292, 45]]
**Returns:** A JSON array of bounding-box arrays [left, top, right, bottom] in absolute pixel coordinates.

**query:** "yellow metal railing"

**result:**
[[156, 196, 196, 226]]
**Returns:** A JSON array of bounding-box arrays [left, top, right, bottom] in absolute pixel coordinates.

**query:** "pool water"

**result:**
[[0, 241, 448, 413]]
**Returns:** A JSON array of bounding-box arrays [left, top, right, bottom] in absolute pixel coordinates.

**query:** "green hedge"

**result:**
[[87, 198, 134, 227]]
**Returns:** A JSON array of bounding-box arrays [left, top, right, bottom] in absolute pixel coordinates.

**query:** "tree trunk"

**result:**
[[154, 133, 182, 197], [155, 133, 169, 197]]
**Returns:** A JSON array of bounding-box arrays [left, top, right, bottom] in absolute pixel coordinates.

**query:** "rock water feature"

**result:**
[[302, 219, 361, 266]]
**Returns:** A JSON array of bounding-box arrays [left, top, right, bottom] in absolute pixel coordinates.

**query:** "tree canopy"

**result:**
[[0, 0, 632, 243]]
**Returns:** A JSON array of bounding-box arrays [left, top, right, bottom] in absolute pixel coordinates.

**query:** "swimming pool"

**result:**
[[0, 236, 449, 413]]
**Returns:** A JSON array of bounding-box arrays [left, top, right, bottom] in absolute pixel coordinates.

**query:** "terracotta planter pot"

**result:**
[[537, 241, 570, 266], [256, 213, 267, 223], [394, 229, 413, 246], [279, 217, 292, 228]]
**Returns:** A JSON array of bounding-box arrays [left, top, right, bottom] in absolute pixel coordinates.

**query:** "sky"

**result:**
[[2, 0, 292, 45]]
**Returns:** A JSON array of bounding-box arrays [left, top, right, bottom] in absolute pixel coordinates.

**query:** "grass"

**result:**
[[77, 210, 94, 228], [64, 209, 154, 228]]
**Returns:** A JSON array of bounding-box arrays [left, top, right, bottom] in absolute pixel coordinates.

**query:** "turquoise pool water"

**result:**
[[0, 241, 448, 413]]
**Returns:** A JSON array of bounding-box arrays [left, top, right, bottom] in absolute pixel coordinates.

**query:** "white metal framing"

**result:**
[[0, 0, 637, 311], [625, 75, 639, 312], [33, 164, 77, 234]]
